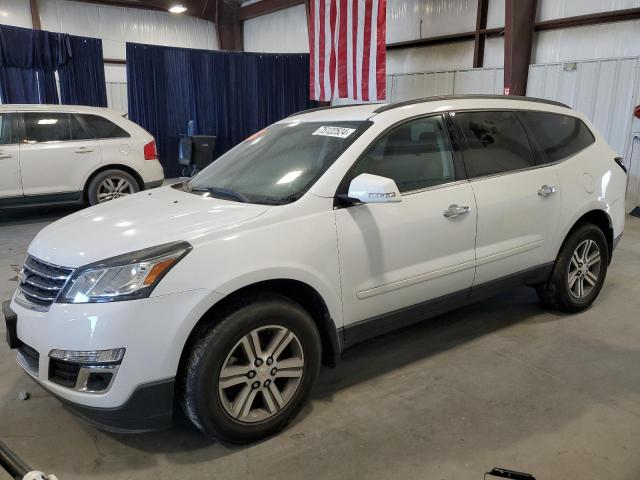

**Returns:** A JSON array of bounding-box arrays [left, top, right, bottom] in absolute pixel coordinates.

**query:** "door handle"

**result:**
[[75, 147, 94, 154], [443, 204, 471, 218], [0, 153, 13, 159], [538, 185, 557, 197]]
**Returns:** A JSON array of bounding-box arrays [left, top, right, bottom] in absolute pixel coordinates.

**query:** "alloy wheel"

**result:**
[[218, 325, 305, 423], [97, 177, 134, 202], [567, 239, 601, 299]]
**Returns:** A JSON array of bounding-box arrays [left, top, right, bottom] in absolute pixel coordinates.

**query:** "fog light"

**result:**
[[49, 348, 125, 365]]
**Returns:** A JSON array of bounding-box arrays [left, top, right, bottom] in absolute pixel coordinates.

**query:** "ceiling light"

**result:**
[[169, 5, 187, 13]]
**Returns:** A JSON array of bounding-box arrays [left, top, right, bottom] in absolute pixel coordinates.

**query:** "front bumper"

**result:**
[[3, 288, 222, 431]]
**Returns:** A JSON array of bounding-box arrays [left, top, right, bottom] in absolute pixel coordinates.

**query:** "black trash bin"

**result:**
[[192, 135, 216, 171]]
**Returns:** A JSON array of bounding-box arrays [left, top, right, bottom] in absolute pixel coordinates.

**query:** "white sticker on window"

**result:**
[[312, 126, 356, 139]]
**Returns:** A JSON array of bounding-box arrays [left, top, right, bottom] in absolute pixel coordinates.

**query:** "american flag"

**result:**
[[308, 0, 387, 102]]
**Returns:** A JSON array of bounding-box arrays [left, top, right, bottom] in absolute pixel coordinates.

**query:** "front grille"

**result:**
[[17, 256, 73, 309], [17, 342, 40, 376]]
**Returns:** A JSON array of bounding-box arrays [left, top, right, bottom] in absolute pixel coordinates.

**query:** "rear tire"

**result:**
[[180, 294, 321, 444], [87, 169, 139, 205], [536, 223, 609, 313]]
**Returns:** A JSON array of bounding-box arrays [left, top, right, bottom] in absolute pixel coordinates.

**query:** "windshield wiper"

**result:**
[[190, 186, 250, 203]]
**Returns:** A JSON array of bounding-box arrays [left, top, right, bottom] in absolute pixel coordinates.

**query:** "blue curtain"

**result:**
[[0, 24, 70, 103], [0, 24, 106, 106], [59, 35, 108, 107], [127, 43, 316, 177]]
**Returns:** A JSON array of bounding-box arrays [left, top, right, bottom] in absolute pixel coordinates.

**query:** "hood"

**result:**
[[28, 186, 270, 268]]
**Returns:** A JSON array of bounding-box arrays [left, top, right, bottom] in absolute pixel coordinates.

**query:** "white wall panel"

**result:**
[[387, 41, 474, 74], [244, 4, 309, 53], [486, 0, 505, 29], [483, 36, 504, 67], [387, 0, 476, 44], [0, 0, 33, 28], [533, 21, 640, 64], [39, 0, 218, 61], [528, 57, 639, 162], [454, 67, 504, 94], [538, 0, 640, 21], [105, 82, 128, 114]]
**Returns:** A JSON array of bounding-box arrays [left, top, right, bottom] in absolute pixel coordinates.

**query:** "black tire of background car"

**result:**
[[87, 169, 140, 206]]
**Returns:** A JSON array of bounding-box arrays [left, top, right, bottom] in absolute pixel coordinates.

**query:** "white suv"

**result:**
[[3, 96, 627, 443], [0, 105, 164, 208]]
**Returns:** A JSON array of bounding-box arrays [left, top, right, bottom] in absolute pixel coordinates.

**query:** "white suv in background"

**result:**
[[3, 96, 627, 444], [0, 105, 164, 208]]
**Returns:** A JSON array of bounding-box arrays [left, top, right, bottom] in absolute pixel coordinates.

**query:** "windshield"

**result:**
[[187, 120, 370, 205]]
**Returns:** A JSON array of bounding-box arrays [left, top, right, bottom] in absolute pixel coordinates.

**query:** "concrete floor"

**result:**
[[1, 206, 640, 480]]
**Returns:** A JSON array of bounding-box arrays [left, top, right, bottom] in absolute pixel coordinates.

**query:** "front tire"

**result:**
[[180, 294, 321, 443], [536, 223, 609, 312]]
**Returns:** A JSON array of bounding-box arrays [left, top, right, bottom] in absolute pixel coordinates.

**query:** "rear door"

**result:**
[[452, 110, 562, 286], [0, 112, 22, 201], [19, 112, 102, 197]]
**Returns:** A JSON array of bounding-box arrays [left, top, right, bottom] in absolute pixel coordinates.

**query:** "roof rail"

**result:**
[[287, 103, 374, 118], [373, 94, 570, 113]]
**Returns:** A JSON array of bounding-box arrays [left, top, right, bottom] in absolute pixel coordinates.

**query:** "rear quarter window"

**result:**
[[79, 114, 130, 139], [518, 111, 595, 163]]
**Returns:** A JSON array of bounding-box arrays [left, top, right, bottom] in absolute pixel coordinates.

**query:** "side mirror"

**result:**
[[341, 173, 402, 204]]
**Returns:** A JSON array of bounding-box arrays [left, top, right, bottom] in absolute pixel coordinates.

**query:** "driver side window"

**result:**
[[352, 115, 455, 193]]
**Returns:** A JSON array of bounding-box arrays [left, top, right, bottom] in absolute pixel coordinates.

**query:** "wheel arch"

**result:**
[[83, 164, 145, 203], [560, 208, 614, 262], [177, 279, 341, 385]]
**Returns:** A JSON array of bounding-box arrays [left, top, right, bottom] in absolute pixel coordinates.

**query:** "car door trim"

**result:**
[[475, 240, 544, 267], [340, 262, 554, 349], [357, 259, 476, 299]]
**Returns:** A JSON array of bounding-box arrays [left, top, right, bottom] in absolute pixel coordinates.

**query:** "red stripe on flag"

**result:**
[[308, 0, 316, 100], [361, 0, 373, 101], [329, 0, 337, 101], [351, 0, 358, 99], [376, 0, 386, 100], [338, 0, 348, 97], [318, 0, 326, 101]]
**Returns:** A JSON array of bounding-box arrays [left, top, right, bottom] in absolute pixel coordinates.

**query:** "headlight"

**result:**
[[59, 241, 192, 304]]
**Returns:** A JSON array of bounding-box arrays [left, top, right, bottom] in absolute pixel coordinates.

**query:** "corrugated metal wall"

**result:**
[[527, 57, 639, 160], [105, 82, 128, 114]]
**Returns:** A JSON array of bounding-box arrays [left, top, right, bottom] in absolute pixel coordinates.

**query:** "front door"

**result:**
[[335, 115, 477, 338], [19, 112, 102, 197], [0, 112, 22, 201], [452, 110, 563, 286]]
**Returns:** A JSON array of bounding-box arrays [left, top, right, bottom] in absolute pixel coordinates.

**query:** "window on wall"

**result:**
[[518, 111, 595, 163], [23, 113, 92, 143], [351, 115, 456, 192], [454, 111, 535, 178], [0, 114, 16, 145]]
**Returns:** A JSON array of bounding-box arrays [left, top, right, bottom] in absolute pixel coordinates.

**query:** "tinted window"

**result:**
[[70, 115, 93, 140], [519, 111, 595, 163], [0, 114, 16, 145], [454, 111, 535, 177], [24, 113, 72, 143], [351, 115, 455, 192], [80, 114, 129, 139]]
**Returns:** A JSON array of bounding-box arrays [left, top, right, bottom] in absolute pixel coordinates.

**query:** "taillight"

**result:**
[[144, 141, 157, 160], [614, 156, 627, 174]]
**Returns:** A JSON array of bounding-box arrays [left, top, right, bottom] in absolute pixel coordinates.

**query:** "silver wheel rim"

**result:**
[[97, 177, 134, 202], [218, 325, 304, 424], [568, 239, 601, 299]]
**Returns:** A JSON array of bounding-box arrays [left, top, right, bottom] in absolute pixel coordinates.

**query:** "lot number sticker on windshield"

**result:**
[[312, 126, 356, 138]]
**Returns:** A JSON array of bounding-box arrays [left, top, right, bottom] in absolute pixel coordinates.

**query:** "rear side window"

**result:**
[[79, 114, 130, 139], [454, 111, 535, 178], [518, 111, 595, 163], [351, 115, 456, 192], [0, 113, 16, 145], [23, 113, 91, 143]]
